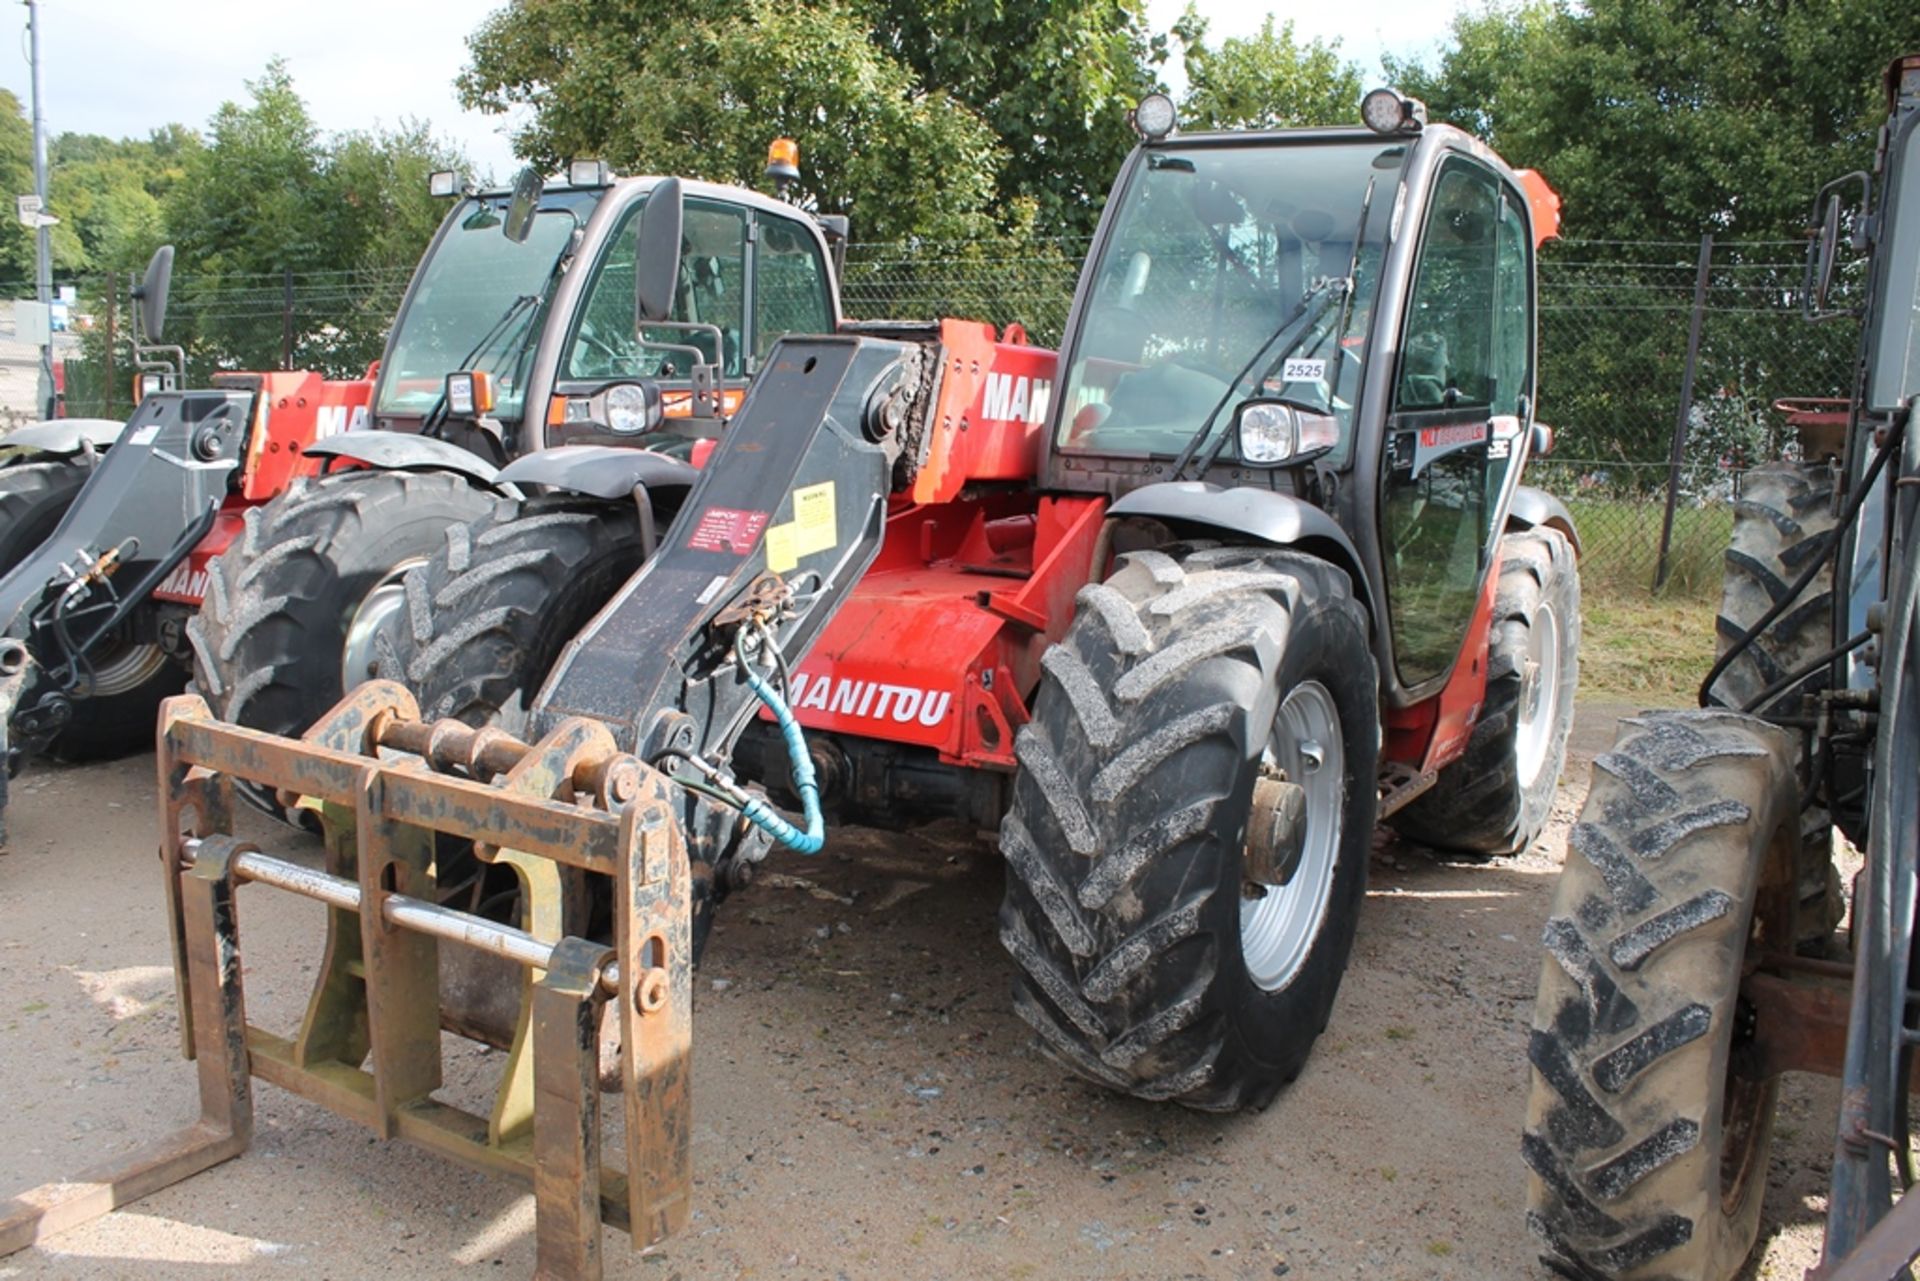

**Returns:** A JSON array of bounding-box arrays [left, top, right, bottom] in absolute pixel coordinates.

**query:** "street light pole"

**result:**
[[26, 0, 51, 420]]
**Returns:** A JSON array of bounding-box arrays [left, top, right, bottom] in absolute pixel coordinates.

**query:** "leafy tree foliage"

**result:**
[[459, 0, 1008, 243], [161, 60, 461, 374], [1172, 8, 1362, 131], [0, 90, 42, 286], [1391, 0, 1920, 241], [871, 0, 1159, 234]]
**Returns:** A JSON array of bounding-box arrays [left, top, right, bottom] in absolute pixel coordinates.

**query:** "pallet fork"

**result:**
[[2, 683, 695, 1276]]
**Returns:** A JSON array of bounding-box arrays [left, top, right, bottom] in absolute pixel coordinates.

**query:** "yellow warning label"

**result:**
[[764, 524, 798, 573], [790, 481, 837, 557]]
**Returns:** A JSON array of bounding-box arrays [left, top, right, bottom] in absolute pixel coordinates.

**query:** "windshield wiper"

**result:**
[[1169, 275, 1350, 481], [1322, 176, 1378, 420]]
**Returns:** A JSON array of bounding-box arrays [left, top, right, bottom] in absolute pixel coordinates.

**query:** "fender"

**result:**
[[1506, 484, 1582, 556], [1108, 480, 1370, 613], [306, 430, 502, 486], [2, 418, 126, 457], [497, 446, 698, 500]]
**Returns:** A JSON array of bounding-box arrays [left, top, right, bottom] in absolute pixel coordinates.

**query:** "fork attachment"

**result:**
[[1, 682, 692, 1279]]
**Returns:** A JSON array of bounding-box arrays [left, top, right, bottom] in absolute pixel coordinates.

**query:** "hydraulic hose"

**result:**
[[738, 665, 825, 855]]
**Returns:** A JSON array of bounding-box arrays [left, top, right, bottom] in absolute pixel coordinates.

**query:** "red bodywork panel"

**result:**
[[237, 370, 375, 502], [153, 370, 374, 605], [781, 322, 1097, 769], [1383, 547, 1501, 774]]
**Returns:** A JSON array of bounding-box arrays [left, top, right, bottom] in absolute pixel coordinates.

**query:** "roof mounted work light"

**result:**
[[567, 158, 611, 188], [427, 170, 461, 198], [1132, 93, 1177, 142], [1361, 88, 1426, 135]]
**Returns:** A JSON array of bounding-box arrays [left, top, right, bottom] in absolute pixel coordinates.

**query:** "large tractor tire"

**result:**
[[1709, 459, 1842, 949], [0, 459, 86, 574], [1524, 710, 1799, 1281], [187, 469, 497, 818], [366, 496, 718, 956], [369, 497, 650, 734], [1391, 526, 1580, 857], [999, 544, 1379, 1111], [1711, 460, 1836, 711]]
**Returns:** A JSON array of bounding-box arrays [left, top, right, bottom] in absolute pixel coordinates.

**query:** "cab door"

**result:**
[[1378, 156, 1533, 688]]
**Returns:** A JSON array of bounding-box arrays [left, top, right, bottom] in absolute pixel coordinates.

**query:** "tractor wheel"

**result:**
[[369, 497, 650, 734], [999, 544, 1379, 1110], [0, 459, 86, 574], [366, 496, 718, 955], [1524, 709, 1799, 1281], [1391, 526, 1580, 856], [1711, 460, 1836, 711], [187, 469, 497, 819], [1709, 459, 1842, 949], [46, 624, 183, 762]]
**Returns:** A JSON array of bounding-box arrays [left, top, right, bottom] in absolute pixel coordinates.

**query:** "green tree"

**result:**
[[1391, 0, 1920, 242], [50, 129, 200, 275], [0, 91, 41, 287], [871, 0, 1160, 234], [460, 0, 1006, 243], [1172, 8, 1362, 131], [163, 60, 462, 375]]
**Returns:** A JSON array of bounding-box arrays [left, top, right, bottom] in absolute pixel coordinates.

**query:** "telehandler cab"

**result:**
[[0, 155, 844, 839], [2, 90, 1580, 1275]]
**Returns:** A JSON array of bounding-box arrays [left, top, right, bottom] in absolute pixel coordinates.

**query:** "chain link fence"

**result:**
[[20, 236, 1858, 598]]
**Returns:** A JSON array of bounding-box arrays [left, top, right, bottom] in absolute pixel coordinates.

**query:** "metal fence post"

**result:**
[[101, 271, 115, 418], [281, 267, 295, 370], [1654, 233, 1715, 591]]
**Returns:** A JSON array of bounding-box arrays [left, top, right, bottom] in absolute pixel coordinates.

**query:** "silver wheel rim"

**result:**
[[341, 559, 426, 688], [1515, 603, 1562, 791], [79, 639, 169, 697], [1240, 680, 1345, 992]]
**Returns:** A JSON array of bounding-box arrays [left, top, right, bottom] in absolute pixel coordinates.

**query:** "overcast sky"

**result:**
[[0, 1, 1462, 186]]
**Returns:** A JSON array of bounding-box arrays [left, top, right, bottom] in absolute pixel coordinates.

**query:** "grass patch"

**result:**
[[1565, 496, 1732, 599], [1578, 585, 1717, 703]]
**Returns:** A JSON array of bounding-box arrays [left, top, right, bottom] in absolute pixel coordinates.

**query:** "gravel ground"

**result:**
[[0, 700, 1840, 1279]]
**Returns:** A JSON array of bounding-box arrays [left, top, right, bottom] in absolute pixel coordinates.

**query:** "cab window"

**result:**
[[1379, 158, 1533, 686], [562, 197, 750, 382], [756, 214, 833, 359]]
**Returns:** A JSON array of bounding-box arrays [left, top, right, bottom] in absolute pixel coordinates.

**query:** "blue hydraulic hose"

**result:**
[[738, 666, 825, 854]]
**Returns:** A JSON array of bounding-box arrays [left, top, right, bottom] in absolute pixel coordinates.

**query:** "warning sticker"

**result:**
[[765, 525, 798, 573], [790, 481, 837, 557], [686, 506, 770, 555]]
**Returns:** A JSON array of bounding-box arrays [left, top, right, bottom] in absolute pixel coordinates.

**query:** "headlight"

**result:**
[[1235, 399, 1341, 467], [1238, 402, 1298, 464], [603, 382, 655, 435]]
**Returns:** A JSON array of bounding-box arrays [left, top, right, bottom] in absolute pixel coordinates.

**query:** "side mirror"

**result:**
[[1803, 171, 1869, 319], [635, 178, 685, 325], [132, 244, 174, 343], [502, 166, 545, 245], [1813, 194, 1841, 311]]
